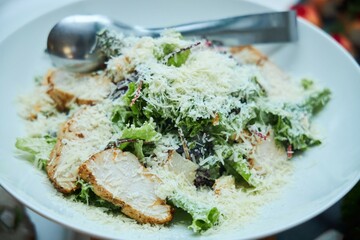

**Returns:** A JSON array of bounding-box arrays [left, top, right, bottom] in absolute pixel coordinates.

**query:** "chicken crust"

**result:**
[[44, 69, 113, 111], [46, 106, 112, 194], [79, 149, 173, 224], [231, 46, 302, 102]]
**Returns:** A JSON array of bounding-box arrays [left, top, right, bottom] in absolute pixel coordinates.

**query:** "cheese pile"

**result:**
[[15, 30, 330, 234]]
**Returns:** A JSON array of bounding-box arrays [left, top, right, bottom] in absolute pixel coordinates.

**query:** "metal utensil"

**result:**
[[47, 11, 298, 72]]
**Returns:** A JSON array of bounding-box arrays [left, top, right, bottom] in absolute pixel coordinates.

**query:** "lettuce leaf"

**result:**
[[221, 147, 256, 186], [272, 115, 321, 151], [167, 49, 190, 67], [301, 78, 314, 90], [254, 88, 330, 151], [133, 140, 145, 160], [15, 135, 56, 170], [74, 179, 121, 214], [224, 159, 254, 186], [301, 88, 331, 114], [155, 43, 190, 67], [111, 81, 149, 129], [255, 106, 321, 151], [111, 105, 132, 127], [169, 193, 220, 233], [123, 82, 143, 116], [121, 122, 161, 142]]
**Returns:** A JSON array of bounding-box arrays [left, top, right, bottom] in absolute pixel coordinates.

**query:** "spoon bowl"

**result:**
[[47, 11, 298, 72], [47, 15, 113, 72]]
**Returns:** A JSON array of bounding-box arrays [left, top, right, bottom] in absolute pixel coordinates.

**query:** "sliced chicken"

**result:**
[[78, 149, 173, 224], [44, 69, 115, 111], [47, 105, 113, 194], [230, 46, 303, 102], [249, 129, 287, 175], [233, 128, 287, 175]]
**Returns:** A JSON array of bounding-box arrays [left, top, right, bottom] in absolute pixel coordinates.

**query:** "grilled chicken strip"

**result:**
[[231, 46, 303, 102], [231, 46, 289, 173], [79, 149, 173, 224], [44, 69, 114, 111], [47, 105, 113, 194]]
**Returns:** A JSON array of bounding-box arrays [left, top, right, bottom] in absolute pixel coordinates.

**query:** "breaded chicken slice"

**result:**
[[229, 46, 295, 174], [231, 46, 303, 102], [44, 69, 115, 111], [47, 105, 113, 194], [250, 129, 287, 174], [79, 149, 173, 224]]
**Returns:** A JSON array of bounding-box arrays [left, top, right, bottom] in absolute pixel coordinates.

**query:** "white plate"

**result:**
[[0, 0, 359, 239]]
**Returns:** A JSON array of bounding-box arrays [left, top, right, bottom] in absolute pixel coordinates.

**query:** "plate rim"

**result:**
[[0, 0, 359, 239]]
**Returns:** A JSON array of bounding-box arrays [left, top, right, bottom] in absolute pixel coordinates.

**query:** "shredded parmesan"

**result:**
[[15, 30, 328, 235]]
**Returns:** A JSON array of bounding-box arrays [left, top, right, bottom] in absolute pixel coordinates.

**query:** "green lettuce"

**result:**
[[111, 81, 150, 129], [133, 140, 145, 160], [170, 193, 220, 233], [254, 88, 331, 151], [116, 122, 160, 160], [121, 122, 161, 142], [301, 78, 314, 90], [111, 106, 130, 129], [301, 88, 331, 114], [123, 82, 141, 113], [156, 43, 190, 67], [167, 49, 190, 67], [256, 108, 321, 151], [224, 159, 254, 186], [219, 144, 255, 186], [74, 179, 121, 214], [15, 135, 57, 170], [272, 115, 321, 151]]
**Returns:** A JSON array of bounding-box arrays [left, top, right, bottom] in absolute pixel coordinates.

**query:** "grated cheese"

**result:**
[[15, 30, 327, 235]]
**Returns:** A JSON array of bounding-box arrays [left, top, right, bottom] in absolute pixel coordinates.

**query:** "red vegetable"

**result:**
[[332, 33, 355, 54], [205, 40, 213, 47], [253, 131, 267, 141], [291, 4, 322, 27], [287, 145, 294, 159], [130, 81, 143, 106]]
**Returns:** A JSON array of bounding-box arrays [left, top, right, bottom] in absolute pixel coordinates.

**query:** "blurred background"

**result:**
[[0, 0, 359, 239], [291, 0, 360, 63]]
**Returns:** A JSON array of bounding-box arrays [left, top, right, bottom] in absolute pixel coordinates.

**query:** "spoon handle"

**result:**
[[145, 11, 298, 45]]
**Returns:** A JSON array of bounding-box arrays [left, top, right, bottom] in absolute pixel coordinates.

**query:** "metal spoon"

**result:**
[[47, 11, 297, 73]]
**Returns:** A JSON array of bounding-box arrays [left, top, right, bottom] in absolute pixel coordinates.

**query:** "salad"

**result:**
[[15, 30, 330, 233]]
